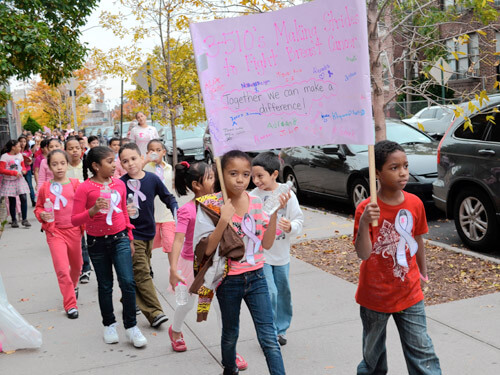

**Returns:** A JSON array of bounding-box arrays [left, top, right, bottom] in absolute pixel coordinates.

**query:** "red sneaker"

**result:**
[[168, 325, 187, 352], [236, 353, 248, 371]]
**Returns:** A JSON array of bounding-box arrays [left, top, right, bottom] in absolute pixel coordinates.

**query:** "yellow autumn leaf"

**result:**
[[417, 122, 425, 131], [464, 119, 474, 133], [493, 52, 500, 56], [493, 107, 500, 113], [477, 29, 487, 36], [468, 101, 478, 114], [486, 115, 496, 124], [451, 52, 459, 61], [494, 81, 500, 89]]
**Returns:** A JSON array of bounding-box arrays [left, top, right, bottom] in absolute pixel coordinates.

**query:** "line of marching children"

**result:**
[[4, 128, 442, 375]]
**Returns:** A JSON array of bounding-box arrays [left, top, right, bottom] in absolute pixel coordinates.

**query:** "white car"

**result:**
[[402, 105, 454, 139]]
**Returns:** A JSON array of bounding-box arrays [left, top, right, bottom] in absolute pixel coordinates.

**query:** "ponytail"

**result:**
[[174, 161, 210, 196]]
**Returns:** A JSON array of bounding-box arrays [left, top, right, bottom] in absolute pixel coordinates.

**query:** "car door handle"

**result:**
[[478, 149, 496, 156]]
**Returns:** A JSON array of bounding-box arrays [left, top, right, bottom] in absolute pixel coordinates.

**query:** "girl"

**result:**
[[33, 139, 49, 191], [34, 150, 82, 319], [37, 139, 62, 193], [0, 140, 31, 228], [193, 150, 289, 375], [144, 139, 175, 254], [18, 135, 35, 206], [71, 146, 147, 348], [129, 112, 159, 156]]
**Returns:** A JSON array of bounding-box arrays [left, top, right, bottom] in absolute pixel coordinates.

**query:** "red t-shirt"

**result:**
[[353, 191, 428, 313]]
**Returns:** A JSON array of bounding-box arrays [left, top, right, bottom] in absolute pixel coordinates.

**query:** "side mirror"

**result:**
[[323, 146, 346, 160]]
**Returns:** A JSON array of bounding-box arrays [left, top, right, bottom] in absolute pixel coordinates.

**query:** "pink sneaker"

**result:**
[[236, 353, 248, 371]]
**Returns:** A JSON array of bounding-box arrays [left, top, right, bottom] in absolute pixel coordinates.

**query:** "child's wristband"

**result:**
[[420, 272, 429, 282]]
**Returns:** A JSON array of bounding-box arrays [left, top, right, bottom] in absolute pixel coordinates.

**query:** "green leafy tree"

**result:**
[[0, 0, 99, 86], [23, 116, 42, 133]]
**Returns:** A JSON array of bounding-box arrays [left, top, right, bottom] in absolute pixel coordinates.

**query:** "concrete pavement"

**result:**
[[1, 206, 499, 374]]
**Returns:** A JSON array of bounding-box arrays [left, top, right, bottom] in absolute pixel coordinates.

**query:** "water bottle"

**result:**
[[127, 193, 139, 219], [175, 270, 188, 306], [150, 152, 159, 161], [43, 198, 55, 223], [99, 183, 111, 214], [262, 181, 293, 216]]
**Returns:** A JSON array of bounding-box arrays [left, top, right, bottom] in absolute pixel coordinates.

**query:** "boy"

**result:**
[[250, 151, 304, 346], [354, 140, 441, 374], [108, 137, 126, 177], [83, 135, 100, 180], [119, 142, 178, 328]]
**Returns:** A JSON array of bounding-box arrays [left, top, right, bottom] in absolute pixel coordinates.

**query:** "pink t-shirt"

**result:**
[[37, 158, 54, 192], [129, 126, 159, 155], [175, 200, 196, 261], [34, 154, 44, 170], [35, 180, 79, 229], [228, 193, 268, 275], [71, 178, 134, 240]]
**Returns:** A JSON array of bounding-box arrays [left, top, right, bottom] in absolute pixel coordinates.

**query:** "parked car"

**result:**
[[402, 105, 454, 140], [433, 96, 500, 251], [165, 124, 206, 164], [280, 119, 438, 208]]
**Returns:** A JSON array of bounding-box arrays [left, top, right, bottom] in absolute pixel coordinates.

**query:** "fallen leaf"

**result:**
[[47, 326, 54, 330], [151, 332, 157, 336], [4, 350, 16, 355], [19, 298, 29, 302], [325, 366, 335, 369]]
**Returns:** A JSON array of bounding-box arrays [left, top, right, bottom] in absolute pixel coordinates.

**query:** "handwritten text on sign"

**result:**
[[190, 0, 373, 156]]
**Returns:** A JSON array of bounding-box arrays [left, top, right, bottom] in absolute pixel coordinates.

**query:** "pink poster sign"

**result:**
[[190, 0, 373, 156]]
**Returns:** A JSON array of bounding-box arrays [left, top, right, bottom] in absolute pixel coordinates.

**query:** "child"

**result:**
[[119, 143, 178, 328], [18, 135, 35, 207], [65, 137, 92, 284], [144, 139, 175, 254], [353, 140, 441, 374], [83, 135, 100, 180], [34, 150, 82, 319], [109, 137, 126, 178], [250, 151, 304, 346], [193, 150, 289, 375], [33, 139, 49, 189], [71, 146, 147, 348], [37, 139, 62, 193], [0, 140, 31, 228]]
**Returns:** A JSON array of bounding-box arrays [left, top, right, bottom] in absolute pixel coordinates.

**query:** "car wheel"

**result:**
[[283, 169, 300, 196], [453, 188, 498, 251], [350, 178, 369, 208]]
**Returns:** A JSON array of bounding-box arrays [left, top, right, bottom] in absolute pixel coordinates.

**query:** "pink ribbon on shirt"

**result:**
[[394, 209, 418, 268], [106, 190, 122, 226], [241, 213, 261, 266], [127, 179, 146, 208], [155, 165, 164, 181]]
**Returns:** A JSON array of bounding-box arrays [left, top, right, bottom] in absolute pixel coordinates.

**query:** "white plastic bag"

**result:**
[[0, 273, 42, 352]]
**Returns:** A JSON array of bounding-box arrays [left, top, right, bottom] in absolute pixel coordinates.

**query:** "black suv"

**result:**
[[433, 96, 500, 251]]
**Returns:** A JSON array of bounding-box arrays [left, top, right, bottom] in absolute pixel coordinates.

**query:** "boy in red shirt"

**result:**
[[353, 140, 441, 375]]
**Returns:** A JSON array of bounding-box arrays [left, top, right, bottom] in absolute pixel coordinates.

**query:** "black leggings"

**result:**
[[9, 194, 27, 221]]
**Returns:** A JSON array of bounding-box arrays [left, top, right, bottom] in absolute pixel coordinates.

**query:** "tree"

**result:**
[[23, 116, 42, 133], [0, 0, 99, 86], [368, 0, 500, 141]]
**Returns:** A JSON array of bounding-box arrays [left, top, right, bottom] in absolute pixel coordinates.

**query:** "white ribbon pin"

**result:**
[[155, 165, 164, 181], [394, 209, 418, 268], [106, 190, 123, 226], [127, 179, 146, 209], [49, 182, 67, 210]]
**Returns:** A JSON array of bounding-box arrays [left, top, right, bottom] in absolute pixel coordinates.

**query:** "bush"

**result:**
[[24, 116, 42, 133]]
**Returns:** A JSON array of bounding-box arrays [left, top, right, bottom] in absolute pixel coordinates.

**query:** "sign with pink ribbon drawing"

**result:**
[[190, 0, 373, 156]]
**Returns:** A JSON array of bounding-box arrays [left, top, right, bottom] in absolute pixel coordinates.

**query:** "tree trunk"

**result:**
[[367, 0, 386, 142]]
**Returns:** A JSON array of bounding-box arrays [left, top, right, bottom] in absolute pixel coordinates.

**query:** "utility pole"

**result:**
[[120, 80, 124, 139], [69, 77, 78, 132]]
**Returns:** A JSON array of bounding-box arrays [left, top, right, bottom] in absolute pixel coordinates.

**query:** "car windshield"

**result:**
[[349, 122, 433, 153], [166, 126, 205, 141]]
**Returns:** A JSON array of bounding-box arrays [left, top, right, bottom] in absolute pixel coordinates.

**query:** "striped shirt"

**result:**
[[227, 192, 268, 275]]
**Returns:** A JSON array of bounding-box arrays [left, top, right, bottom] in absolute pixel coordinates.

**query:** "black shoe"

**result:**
[[22, 219, 31, 227], [31, 200, 36, 207], [67, 308, 79, 319], [151, 313, 168, 328], [11, 220, 19, 228], [277, 335, 287, 346], [150, 267, 154, 279], [79, 271, 90, 284], [74, 287, 79, 300], [136, 305, 142, 315]]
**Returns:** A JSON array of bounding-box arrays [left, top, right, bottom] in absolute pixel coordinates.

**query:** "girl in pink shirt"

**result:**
[[37, 139, 62, 193], [70, 146, 147, 348], [34, 150, 82, 319]]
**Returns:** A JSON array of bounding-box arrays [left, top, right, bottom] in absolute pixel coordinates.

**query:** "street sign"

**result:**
[[429, 57, 452, 85], [133, 61, 158, 92]]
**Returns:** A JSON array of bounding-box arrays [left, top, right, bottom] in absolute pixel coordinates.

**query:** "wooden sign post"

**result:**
[[368, 144, 378, 227]]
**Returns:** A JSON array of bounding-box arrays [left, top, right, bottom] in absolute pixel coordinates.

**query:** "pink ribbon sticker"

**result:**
[[106, 190, 123, 226], [127, 179, 146, 208], [241, 213, 261, 266], [50, 182, 68, 210], [155, 165, 164, 181]]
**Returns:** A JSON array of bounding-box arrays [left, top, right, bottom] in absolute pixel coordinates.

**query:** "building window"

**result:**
[[446, 33, 480, 79]]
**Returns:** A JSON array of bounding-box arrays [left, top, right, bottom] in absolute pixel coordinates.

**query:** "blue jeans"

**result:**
[[81, 234, 91, 273], [357, 301, 441, 375], [263, 263, 292, 336], [87, 230, 136, 329], [217, 268, 285, 375], [24, 169, 35, 204]]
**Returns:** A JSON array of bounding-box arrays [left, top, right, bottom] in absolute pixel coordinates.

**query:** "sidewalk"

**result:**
[[0, 207, 499, 374]]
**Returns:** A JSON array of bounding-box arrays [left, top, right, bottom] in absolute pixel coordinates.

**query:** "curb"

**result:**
[[427, 239, 500, 265]]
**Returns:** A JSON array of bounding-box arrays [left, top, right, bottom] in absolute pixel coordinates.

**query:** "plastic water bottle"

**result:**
[[99, 183, 111, 214], [43, 198, 54, 223], [175, 270, 188, 306], [262, 181, 293, 216], [127, 193, 139, 219], [150, 152, 159, 161]]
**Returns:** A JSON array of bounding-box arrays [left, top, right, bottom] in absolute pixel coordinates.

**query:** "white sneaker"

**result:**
[[103, 323, 119, 344], [125, 325, 147, 348]]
